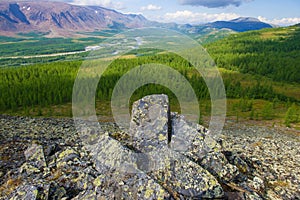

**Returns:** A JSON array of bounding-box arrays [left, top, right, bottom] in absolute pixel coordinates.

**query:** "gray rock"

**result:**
[[171, 112, 240, 182], [130, 94, 170, 151], [250, 176, 265, 191], [129, 95, 224, 198], [21, 143, 48, 175], [49, 183, 67, 200], [89, 132, 171, 199], [72, 190, 97, 200], [24, 144, 47, 169], [225, 151, 251, 175], [56, 147, 80, 168], [9, 185, 38, 200]]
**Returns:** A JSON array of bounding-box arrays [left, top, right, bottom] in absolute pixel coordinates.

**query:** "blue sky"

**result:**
[[64, 0, 300, 25]]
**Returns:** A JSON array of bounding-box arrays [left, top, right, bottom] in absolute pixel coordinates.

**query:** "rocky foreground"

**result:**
[[0, 95, 299, 200]]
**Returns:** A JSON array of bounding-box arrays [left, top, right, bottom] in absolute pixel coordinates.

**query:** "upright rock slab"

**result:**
[[130, 94, 170, 151], [129, 94, 224, 199]]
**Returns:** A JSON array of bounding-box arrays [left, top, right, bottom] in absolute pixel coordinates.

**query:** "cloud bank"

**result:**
[[161, 10, 240, 24], [141, 4, 162, 11], [67, 0, 125, 10], [258, 16, 300, 26], [155, 10, 300, 26], [178, 0, 252, 8]]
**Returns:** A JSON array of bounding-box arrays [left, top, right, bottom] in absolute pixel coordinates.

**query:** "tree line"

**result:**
[[206, 26, 300, 83], [1, 53, 297, 113]]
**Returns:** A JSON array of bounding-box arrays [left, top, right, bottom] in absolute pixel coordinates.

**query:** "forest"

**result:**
[[0, 25, 300, 127], [1, 53, 294, 111], [206, 25, 300, 83]]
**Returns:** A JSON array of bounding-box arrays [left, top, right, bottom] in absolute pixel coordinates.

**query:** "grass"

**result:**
[[2, 98, 300, 130], [259, 25, 299, 40], [220, 68, 300, 101]]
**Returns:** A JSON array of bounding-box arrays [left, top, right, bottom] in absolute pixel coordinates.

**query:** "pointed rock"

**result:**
[[130, 94, 170, 151]]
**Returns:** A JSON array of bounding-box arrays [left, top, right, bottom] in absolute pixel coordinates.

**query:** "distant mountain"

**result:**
[[206, 17, 273, 32], [0, 1, 152, 36], [0, 2, 274, 37]]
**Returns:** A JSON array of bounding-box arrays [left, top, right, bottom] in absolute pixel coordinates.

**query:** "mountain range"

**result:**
[[0, 1, 274, 37], [0, 1, 152, 37], [206, 17, 273, 32]]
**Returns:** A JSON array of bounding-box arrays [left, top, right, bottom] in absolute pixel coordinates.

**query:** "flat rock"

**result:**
[[9, 185, 38, 200]]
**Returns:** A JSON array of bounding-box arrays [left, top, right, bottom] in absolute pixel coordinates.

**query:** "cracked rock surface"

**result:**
[[0, 94, 299, 199]]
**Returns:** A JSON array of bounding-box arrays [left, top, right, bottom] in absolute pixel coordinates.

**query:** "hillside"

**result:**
[[0, 1, 274, 37], [0, 1, 151, 37], [206, 25, 300, 83]]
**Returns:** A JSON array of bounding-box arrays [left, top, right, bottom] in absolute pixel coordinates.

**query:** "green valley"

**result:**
[[1, 26, 300, 130]]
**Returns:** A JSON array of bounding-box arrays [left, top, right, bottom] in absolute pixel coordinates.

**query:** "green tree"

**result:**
[[285, 103, 299, 127], [261, 103, 274, 120], [249, 109, 255, 120]]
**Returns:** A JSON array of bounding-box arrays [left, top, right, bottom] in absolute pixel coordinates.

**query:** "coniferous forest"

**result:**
[[0, 25, 300, 126], [206, 25, 300, 83]]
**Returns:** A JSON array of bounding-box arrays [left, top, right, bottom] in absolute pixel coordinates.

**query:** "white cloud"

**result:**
[[69, 0, 125, 10], [160, 10, 240, 24], [258, 16, 300, 26], [141, 4, 162, 11], [178, 0, 253, 8]]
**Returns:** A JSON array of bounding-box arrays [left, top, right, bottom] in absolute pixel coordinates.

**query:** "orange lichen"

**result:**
[[0, 177, 22, 197], [251, 141, 263, 147], [269, 180, 289, 188]]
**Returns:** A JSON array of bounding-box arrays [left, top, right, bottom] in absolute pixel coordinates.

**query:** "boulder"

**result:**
[[9, 185, 38, 200], [130, 94, 170, 151], [129, 94, 224, 198], [21, 143, 49, 175], [171, 113, 240, 182]]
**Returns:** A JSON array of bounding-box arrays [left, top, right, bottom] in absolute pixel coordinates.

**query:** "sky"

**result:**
[[62, 0, 300, 26]]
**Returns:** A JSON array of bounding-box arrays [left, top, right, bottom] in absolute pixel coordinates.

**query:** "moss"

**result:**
[[158, 134, 166, 141], [144, 188, 154, 199], [93, 176, 102, 187], [58, 148, 77, 159], [157, 188, 166, 200]]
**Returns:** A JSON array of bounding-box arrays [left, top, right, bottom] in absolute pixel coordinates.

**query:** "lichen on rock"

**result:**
[[2, 94, 298, 199]]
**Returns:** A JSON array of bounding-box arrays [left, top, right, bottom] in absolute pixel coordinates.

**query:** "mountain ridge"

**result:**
[[0, 1, 275, 37], [206, 17, 273, 32], [0, 1, 152, 37]]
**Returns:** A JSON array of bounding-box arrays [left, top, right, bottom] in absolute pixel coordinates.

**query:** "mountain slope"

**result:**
[[0, 1, 150, 36], [0, 2, 276, 37], [206, 25, 300, 83], [206, 17, 273, 32]]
